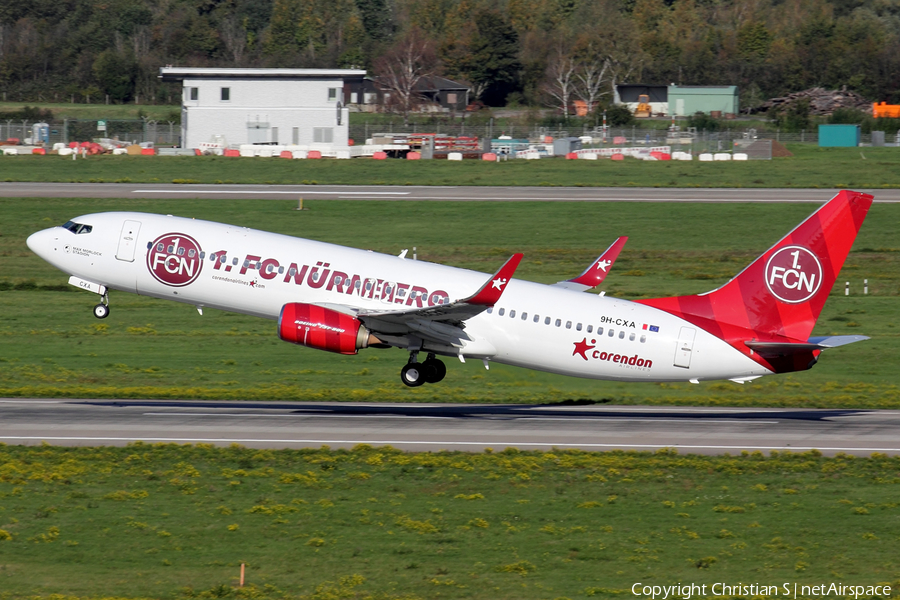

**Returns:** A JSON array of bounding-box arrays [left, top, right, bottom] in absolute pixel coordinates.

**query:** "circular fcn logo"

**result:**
[[764, 245, 823, 304], [147, 233, 203, 287]]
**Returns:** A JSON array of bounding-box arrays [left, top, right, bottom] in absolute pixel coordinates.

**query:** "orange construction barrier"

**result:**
[[406, 151, 421, 160], [308, 150, 322, 159], [280, 150, 292, 158], [873, 102, 900, 118], [32, 148, 46, 155], [482, 152, 497, 161], [611, 154, 624, 161], [224, 149, 240, 157], [565, 152, 577, 159], [140, 148, 155, 156], [372, 151, 387, 160]]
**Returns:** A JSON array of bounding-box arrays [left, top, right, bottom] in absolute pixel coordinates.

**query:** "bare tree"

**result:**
[[374, 29, 437, 126], [542, 50, 577, 119], [575, 52, 610, 115], [220, 16, 247, 66]]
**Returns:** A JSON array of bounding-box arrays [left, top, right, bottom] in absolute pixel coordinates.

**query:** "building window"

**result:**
[[189, 87, 198, 101], [292, 127, 299, 145], [314, 127, 334, 143], [364, 92, 377, 104], [328, 87, 338, 101], [221, 87, 230, 101], [272, 127, 278, 144], [447, 93, 457, 104]]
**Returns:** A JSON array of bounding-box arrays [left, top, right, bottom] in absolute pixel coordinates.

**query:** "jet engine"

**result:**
[[278, 302, 379, 355]]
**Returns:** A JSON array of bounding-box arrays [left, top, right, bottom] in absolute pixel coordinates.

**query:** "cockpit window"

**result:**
[[62, 221, 93, 235]]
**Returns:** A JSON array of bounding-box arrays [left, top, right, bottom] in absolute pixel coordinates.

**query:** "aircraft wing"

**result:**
[[355, 253, 523, 348], [553, 237, 627, 291]]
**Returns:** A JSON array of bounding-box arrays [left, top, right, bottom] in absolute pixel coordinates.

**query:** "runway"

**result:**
[[3, 399, 899, 456], [2, 182, 899, 202]]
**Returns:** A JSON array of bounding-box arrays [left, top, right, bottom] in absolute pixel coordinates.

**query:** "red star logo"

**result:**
[[572, 338, 595, 361]]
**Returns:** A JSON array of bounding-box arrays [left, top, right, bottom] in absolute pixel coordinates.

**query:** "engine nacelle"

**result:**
[[278, 303, 375, 355]]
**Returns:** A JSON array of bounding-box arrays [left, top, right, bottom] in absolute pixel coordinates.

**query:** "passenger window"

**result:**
[[364, 281, 371, 290], [220, 256, 227, 264], [355, 280, 361, 289], [157, 243, 165, 252], [167, 245, 174, 253], [629, 333, 635, 341], [397, 288, 405, 296], [231, 257, 238, 266], [587, 325, 593, 333], [619, 331, 625, 339], [487, 307, 493, 314], [188, 249, 195, 258], [335, 276, 343, 285], [566, 321, 572, 329], [510, 310, 516, 318], [499, 308, 505, 316], [597, 327, 603, 335], [555, 319, 561, 327], [243, 259, 250, 268], [576, 323, 582, 331], [278, 266, 284, 274], [533, 315, 539, 323], [177, 247, 185, 256], [640, 335, 646, 343], [545, 317, 551, 325], [289, 268, 296, 276], [521, 312, 527, 321], [608, 329, 614, 337]]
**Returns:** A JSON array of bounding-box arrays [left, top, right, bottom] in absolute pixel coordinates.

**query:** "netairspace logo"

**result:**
[[631, 582, 892, 600]]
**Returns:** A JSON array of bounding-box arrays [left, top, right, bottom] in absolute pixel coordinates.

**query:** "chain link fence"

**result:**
[[0, 119, 181, 147]]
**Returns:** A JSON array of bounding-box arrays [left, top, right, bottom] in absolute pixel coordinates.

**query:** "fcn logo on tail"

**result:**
[[765, 245, 823, 303]]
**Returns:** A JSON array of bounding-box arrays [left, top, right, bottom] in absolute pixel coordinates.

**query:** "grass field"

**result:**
[[1, 443, 899, 599], [1, 145, 900, 188], [2, 197, 898, 406]]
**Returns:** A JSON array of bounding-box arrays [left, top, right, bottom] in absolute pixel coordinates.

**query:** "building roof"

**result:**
[[416, 76, 469, 92], [159, 67, 367, 82]]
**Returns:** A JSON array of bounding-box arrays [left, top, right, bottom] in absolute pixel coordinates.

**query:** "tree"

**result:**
[[572, 42, 610, 114], [374, 29, 437, 125], [92, 49, 136, 103], [542, 48, 576, 118]]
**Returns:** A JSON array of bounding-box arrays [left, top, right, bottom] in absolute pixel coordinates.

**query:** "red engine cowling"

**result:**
[[278, 303, 374, 355]]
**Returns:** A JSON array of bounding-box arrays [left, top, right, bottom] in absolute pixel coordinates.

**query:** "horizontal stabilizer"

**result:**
[[745, 335, 869, 358]]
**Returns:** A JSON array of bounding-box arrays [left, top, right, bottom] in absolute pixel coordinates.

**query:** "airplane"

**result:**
[[26, 190, 872, 388]]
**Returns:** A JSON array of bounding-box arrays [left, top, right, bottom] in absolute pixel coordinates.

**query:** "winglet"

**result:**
[[558, 237, 628, 290], [464, 253, 523, 306]]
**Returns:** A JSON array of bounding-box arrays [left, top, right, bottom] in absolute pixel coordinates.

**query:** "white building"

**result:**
[[159, 67, 366, 149]]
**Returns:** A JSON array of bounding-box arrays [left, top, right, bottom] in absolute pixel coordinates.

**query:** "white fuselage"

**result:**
[[27, 211, 772, 383]]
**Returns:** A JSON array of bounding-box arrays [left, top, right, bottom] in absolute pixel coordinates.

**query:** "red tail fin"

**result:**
[[637, 191, 873, 369]]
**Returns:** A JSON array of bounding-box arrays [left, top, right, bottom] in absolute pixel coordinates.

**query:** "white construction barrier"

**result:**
[[335, 150, 351, 160], [672, 151, 693, 161], [447, 152, 463, 161], [58, 148, 74, 156], [292, 150, 308, 159], [699, 153, 714, 162], [579, 153, 598, 160], [2, 147, 17, 155], [733, 153, 748, 161], [112, 148, 128, 155], [714, 153, 732, 161]]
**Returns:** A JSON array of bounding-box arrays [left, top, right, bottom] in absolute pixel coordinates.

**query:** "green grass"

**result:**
[[0, 101, 180, 122], [1, 444, 899, 599], [1, 145, 900, 188], [2, 198, 899, 406]]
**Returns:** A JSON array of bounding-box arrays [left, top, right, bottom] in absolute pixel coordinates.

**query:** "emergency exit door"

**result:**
[[116, 220, 141, 262], [674, 327, 696, 368]]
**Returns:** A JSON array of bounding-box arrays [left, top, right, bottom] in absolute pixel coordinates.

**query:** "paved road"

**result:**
[[2, 182, 899, 202], [2, 399, 899, 456]]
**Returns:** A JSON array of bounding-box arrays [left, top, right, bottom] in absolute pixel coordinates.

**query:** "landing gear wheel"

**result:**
[[93, 303, 110, 319], [400, 363, 425, 387], [422, 358, 446, 384]]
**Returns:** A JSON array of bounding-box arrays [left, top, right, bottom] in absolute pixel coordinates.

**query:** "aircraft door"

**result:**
[[674, 327, 696, 368], [116, 220, 142, 262]]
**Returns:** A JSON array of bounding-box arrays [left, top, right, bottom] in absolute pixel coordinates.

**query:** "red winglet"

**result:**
[[464, 253, 524, 306], [567, 237, 628, 288]]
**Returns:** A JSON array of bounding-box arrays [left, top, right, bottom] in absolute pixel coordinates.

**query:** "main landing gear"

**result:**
[[400, 352, 447, 387], [93, 293, 110, 319]]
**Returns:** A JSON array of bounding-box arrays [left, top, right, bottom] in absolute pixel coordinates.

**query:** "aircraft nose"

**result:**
[[26, 228, 57, 260]]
